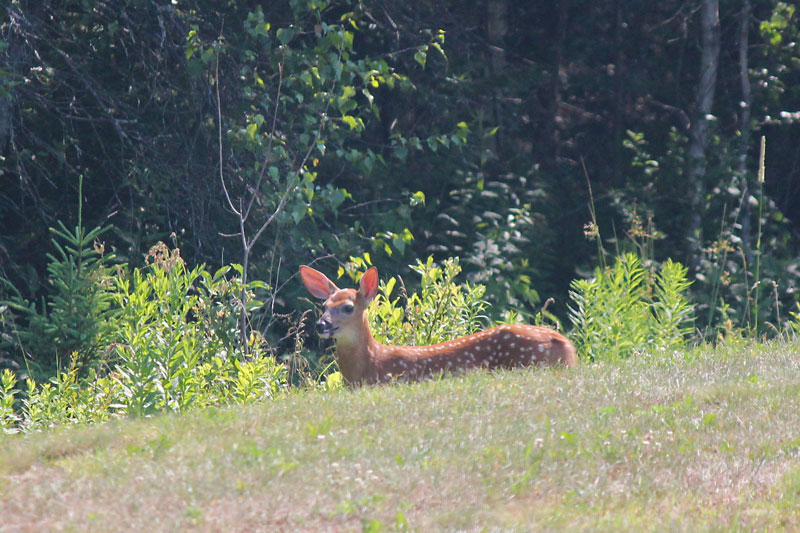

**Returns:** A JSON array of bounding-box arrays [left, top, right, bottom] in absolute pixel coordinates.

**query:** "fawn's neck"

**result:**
[[334, 314, 382, 383]]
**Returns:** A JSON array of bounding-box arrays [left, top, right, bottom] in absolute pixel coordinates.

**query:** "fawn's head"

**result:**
[[300, 266, 379, 341]]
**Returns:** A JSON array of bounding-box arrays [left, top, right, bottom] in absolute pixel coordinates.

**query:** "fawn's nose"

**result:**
[[316, 318, 337, 337]]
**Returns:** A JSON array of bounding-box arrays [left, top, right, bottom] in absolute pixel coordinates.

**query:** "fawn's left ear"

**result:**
[[300, 266, 339, 300], [358, 266, 379, 302]]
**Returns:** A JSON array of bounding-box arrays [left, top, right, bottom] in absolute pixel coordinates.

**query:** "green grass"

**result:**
[[3, 341, 800, 531]]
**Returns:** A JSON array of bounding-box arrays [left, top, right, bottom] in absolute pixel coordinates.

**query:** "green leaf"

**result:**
[[212, 266, 230, 281], [276, 27, 297, 45], [384, 277, 396, 298], [326, 187, 347, 209], [361, 88, 374, 106], [341, 115, 358, 130], [392, 235, 405, 254], [291, 203, 307, 224], [415, 44, 429, 69], [247, 123, 258, 140], [341, 85, 356, 99], [430, 41, 447, 62]]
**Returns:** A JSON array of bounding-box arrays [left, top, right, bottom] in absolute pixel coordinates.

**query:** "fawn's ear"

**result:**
[[358, 266, 379, 302], [300, 266, 339, 300]]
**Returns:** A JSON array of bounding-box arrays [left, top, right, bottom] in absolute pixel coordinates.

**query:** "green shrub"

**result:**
[[1, 242, 288, 432], [18, 358, 116, 429], [108, 243, 286, 416], [1, 369, 20, 433], [1, 192, 116, 374], [366, 256, 489, 346], [787, 304, 800, 339], [568, 253, 694, 361]]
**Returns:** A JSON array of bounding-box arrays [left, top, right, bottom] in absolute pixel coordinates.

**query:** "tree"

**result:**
[[686, 0, 721, 269]]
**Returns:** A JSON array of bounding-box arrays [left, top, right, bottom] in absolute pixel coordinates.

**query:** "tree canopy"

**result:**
[[2, 0, 800, 367]]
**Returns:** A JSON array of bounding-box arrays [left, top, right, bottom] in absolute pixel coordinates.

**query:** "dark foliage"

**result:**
[[2, 0, 800, 373]]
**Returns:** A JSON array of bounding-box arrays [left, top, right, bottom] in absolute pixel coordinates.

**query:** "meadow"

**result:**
[[4, 3, 800, 530], [3, 340, 800, 531]]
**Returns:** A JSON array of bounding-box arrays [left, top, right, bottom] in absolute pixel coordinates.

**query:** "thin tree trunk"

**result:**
[[0, 25, 17, 157], [487, 0, 507, 157], [0, 89, 10, 158], [612, 0, 625, 184], [737, 0, 754, 266], [686, 0, 721, 269], [548, 0, 569, 161], [487, 0, 507, 74]]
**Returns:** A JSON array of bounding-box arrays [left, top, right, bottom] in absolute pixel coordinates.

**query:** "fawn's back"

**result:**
[[374, 323, 577, 380], [300, 265, 577, 385]]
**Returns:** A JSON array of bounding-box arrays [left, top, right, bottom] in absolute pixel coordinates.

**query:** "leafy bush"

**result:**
[[1, 241, 288, 432], [364, 256, 489, 346], [109, 243, 286, 416], [568, 253, 694, 361], [19, 359, 117, 429], [1, 369, 20, 433]]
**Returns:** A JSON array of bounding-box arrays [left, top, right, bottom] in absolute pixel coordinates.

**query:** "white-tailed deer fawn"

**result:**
[[300, 265, 577, 385]]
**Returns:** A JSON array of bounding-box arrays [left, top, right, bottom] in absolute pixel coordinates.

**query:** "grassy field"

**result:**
[[3, 341, 800, 532]]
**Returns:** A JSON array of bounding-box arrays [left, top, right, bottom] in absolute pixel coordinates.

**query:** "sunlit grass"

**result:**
[[2, 340, 800, 531]]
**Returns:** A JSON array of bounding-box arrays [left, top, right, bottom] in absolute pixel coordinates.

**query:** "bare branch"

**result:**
[[247, 38, 343, 250], [245, 60, 284, 222], [216, 53, 241, 219]]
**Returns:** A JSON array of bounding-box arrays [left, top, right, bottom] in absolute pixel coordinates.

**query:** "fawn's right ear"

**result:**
[[300, 266, 339, 300], [358, 266, 379, 302]]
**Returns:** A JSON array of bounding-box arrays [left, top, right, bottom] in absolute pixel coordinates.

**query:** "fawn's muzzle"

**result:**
[[316, 318, 338, 338]]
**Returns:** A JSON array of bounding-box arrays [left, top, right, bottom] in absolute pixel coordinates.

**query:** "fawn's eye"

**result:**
[[341, 303, 355, 314]]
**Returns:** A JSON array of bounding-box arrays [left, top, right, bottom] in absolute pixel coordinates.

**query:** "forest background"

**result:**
[[1, 0, 799, 381]]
